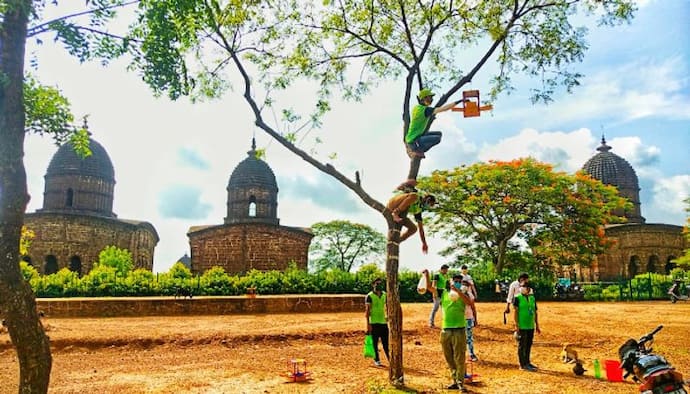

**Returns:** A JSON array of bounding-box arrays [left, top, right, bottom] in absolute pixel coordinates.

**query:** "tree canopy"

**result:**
[[419, 158, 629, 274], [309, 220, 386, 272]]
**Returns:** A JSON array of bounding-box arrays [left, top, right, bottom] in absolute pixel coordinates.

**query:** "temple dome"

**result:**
[[225, 139, 279, 225], [40, 135, 116, 217], [582, 137, 644, 223], [227, 145, 278, 191], [46, 138, 115, 180]]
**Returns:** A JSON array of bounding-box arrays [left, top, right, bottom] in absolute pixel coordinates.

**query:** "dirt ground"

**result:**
[[1, 301, 689, 393]]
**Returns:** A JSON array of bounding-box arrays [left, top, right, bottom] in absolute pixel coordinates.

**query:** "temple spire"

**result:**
[[597, 133, 612, 152], [248, 137, 257, 157]]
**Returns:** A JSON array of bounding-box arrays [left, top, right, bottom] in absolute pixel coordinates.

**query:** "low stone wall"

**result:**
[[36, 294, 364, 318]]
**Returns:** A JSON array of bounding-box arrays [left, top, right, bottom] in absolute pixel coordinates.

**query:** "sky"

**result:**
[[22, 0, 690, 273]]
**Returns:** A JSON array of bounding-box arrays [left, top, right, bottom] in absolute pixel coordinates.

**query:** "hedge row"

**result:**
[[21, 262, 688, 302]]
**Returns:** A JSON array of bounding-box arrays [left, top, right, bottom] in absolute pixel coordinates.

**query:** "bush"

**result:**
[[97, 246, 133, 276]]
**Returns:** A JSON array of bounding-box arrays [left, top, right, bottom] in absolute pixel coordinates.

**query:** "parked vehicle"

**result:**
[[553, 278, 585, 301], [618, 325, 688, 394], [668, 280, 690, 303]]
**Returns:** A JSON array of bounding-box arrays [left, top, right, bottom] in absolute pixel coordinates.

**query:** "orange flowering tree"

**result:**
[[419, 158, 629, 274]]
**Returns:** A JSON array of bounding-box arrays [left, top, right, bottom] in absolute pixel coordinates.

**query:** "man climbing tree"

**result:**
[[404, 88, 465, 184]]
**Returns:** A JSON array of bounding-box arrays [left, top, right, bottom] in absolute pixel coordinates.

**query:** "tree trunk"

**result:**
[[0, 1, 53, 392], [385, 221, 404, 384], [495, 239, 508, 274]]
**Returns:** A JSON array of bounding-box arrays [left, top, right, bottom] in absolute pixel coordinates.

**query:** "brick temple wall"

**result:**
[[23, 212, 158, 274], [189, 223, 313, 274], [35, 295, 362, 317], [581, 223, 687, 281]]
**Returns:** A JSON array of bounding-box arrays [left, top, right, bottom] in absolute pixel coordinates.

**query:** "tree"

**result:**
[[672, 197, 690, 270], [128, 0, 635, 384], [309, 220, 386, 272], [1, 1, 134, 391], [419, 158, 629, 274]]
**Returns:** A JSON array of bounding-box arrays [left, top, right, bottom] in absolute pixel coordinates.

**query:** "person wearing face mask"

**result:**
[[439, 274, 473, 392], [385, 192, 436, 254], [505, 272, 530, 314], [365, 278, 389, 367], [460, 264, 478, 300], [513, 283, 541, 372]]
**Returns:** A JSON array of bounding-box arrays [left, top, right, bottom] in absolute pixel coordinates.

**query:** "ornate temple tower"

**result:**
[[24, 130, 158, 275], [577, 136, 686, 280], [188, 139, 312, 274], [224, 139, 279, 225], [582, 136, 644, 223]]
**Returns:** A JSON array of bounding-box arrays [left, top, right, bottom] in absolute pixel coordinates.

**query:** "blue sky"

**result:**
[[23, 0, 689, 273]]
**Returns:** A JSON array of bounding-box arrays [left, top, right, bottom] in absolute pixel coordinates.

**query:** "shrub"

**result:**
[[97, 246, 133, 276]]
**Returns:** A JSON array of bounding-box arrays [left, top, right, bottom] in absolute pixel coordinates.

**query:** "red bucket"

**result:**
[[604, 359, 623, 382]]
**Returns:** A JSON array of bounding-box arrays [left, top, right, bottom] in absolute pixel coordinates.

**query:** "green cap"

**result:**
[[417, 88, 434, 100]]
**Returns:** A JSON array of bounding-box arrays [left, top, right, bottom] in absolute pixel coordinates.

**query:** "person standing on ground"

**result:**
[[460, 264, 478, 300], [365, 278, 389, 367], [463, 278, 479, 362], [505, 272, 530, 314], [440, 274, 473, 392], [513, 283, 541, 371], [429, 264, 450, 328]]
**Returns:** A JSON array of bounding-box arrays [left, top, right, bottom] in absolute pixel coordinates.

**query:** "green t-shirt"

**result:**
[[434, 272, 449, 297], [514, 293, 537, 330], [405, 104, 432, 143], [366, 291, 387, 324], [441, 289, 466, 329]]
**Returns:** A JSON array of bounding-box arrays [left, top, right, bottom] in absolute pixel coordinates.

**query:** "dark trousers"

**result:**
[[517, 328, 535, 367], [371, 323, 390, 362], [408, 131, 442, 153], [407, 131, 442, 179]]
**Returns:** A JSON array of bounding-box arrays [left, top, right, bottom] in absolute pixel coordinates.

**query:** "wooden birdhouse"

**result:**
[[452, 90, 493, 117]]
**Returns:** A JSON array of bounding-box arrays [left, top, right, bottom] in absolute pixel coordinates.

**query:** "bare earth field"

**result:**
[[1, 301, 689, 394]]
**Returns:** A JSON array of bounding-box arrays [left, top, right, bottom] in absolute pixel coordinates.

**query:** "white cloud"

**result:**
[[494, 56, 690, 127], [602, 136, 661, 171], [651, 175, 690, 220], [477, 127, 597, 172]]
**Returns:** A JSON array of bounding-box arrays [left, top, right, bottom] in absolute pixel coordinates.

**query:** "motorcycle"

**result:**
[[618, 325, 688, 394], [668, 281, 690, 303], [553, 278, 585, 301]]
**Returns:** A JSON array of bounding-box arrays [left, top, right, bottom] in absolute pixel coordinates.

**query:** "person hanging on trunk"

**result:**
[[404, 88, 466, 182], [386, 191, 436, 254]]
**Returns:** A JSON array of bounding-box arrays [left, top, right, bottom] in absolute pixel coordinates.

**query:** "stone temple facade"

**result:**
[[573, 137, 687, 281], [187, 139, 313, 274], [23, 135, 158, 276]]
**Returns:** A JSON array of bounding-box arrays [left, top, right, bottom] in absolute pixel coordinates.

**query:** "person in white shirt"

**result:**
[[460, 265, 478, 300], [505, 272, 530, 314]]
